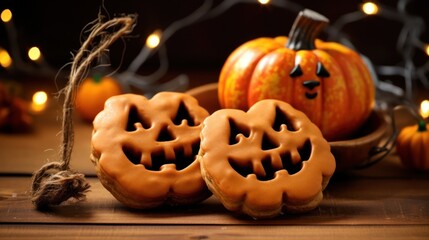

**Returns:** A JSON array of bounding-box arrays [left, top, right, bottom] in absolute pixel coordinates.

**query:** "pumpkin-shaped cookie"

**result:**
[[91, 92, 211, 208], [198, 99, 335, 218]]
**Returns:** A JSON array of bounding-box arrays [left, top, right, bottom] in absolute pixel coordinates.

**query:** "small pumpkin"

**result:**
[[218, 9, 375, 141], [396, 120, 429, 171], [0, 82, 33, 132], [75, 74, 122, 122]]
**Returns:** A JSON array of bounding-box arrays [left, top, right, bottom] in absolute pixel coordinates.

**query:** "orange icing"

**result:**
[[91, 92, 211, 208], [199, 99, 335, 218]]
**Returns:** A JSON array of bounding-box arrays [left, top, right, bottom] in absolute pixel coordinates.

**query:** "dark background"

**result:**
[[1, 0, 428, 99]]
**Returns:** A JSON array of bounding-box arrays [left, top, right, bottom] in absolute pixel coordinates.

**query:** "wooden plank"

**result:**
[[1, 176, 428, 225], [1, 224, 429, 240]]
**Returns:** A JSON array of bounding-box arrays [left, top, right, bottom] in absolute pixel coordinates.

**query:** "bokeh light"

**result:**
[[28, 47, 41, 61], [1, 9, 12, 23], [362, 2, 379, 15], [420, 100, 429, 119], [146, 31, 162, 49], [0, 48, 12, 68]]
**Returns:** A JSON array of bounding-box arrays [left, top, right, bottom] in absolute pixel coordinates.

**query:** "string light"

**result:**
[[0, 48, 12, 68], [31, 91, 48, 113], [145, 30, 162, 49], [425, 45, 429, 57], [1, 9, 12, 23], [327, 0, 428, 102], [421, 100, 429, 119], [28, 47, 41, 61], [361, 2, 379, 15], [258, 0, 270, 5], [33, 91, 48, 105]]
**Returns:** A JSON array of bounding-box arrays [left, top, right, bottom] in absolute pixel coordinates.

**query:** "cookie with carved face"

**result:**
[[91, 92, 211, 208], [198, 99, 335, 219]]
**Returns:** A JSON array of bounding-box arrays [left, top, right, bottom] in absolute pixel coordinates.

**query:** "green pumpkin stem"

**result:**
[[92, 73, 103, 83], [418, 119, 427, 132], [286, 9, 329, 51]]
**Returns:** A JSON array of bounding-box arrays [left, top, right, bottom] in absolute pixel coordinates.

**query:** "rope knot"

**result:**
[[31, 162, 90, 209]]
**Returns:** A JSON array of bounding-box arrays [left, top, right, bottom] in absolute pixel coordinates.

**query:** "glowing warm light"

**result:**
[[146, 30, 162, 49], [420, 100, 429, 119], [0, 48, 12, 68], [258, 0, 270, 5], [1, 9, 12, 23], [362, 2, 379, 15], [31, 91, 48, 112], [425, 45, 429, 57], [33, 91, 48, 105], [28, 47, 41, 61]]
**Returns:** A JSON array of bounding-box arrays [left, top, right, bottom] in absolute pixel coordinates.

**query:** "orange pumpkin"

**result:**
[[396, 121, 429, 171], [76, 74, 122, 122], [218, 9, 375, 141]]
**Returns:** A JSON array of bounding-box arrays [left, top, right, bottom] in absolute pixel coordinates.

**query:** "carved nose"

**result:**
[[302, 80, 320, 90]]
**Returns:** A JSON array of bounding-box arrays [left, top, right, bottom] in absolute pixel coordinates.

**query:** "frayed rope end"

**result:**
[[31, 162, 90, 210], [30, 14, 135, 210]]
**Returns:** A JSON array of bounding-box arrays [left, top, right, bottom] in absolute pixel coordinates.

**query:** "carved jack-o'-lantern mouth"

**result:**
[[122, 142, 200, 171], [228, 139, 312, 181]]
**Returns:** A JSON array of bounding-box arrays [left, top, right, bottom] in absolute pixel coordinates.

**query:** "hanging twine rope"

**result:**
[[31, 14, 136, 209]]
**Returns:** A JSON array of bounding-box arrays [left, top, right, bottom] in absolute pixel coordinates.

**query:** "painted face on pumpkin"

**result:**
[[289, 61, 330, 100]]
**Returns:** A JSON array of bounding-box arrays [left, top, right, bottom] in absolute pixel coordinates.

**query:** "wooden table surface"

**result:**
[[1, 90, 429, 239]]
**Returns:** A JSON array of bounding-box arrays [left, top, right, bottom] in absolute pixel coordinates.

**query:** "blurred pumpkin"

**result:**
[[218, 9, 375, 141], [75, 74, 122, 122], [396, 121, 429, 171], [0, 81, 33, 132]]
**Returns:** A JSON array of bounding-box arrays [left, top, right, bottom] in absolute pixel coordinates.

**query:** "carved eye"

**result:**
[[272, 106, 298, 132], [126, 105, 151, 131], [173, 101, 195, 126], [316, 62, 330, 77], [289, 64, 303, 78], [228, 118, 250, 145]]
